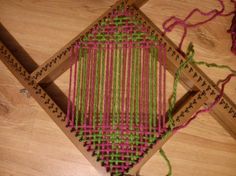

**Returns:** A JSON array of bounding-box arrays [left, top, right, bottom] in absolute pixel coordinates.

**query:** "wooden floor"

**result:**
[[0, 0, 236, 175]]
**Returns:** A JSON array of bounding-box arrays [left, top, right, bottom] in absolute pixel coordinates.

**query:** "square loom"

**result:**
[[0, 0, 236, 175]]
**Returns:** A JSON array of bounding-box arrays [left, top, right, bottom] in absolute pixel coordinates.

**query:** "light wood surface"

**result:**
[[0, 0, 236, 176]]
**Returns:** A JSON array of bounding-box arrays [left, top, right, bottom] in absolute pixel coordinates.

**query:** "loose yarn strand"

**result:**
[[175, 73, 235, 131], [167, 43, 195, 130], [163, 0, 236, 50], [162, 43, 235, 175], [159, 44, 195, 176], [159, 148, 172, 176], [168, 43, 236, 131], [192, 61, 236, 74]]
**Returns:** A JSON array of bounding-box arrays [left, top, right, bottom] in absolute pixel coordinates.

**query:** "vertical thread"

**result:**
[[163, 45, 167, 130], [75, 45, 82, 129], [66, 48, 73, 125], [158, 44, 162, 133], [71, 47, 78, 128]]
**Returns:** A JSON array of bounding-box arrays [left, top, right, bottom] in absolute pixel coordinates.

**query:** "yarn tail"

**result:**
[[228, 12, 236, 55], [160, 148, 172, 176]]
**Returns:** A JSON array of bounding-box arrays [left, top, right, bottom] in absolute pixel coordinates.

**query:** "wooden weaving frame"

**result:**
[[0, 0, 236, 175]]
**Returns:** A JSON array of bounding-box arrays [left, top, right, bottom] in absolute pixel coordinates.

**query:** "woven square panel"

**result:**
[[66, 1, 169, 175]]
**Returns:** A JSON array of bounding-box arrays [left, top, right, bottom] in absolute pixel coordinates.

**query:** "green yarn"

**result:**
[[135, 45, 141, 126], [161, 42, 236, 176], [160, 43, 195, 176], [98, 47, 106, 155], [112, 44, 118, 128], [117, 47, 122, 126], [192, 61, 236, 74], [75, 47, 82, 129], [160, 148, 172, 176], [149, 45, 158, 142], [111, 44, 117, 159], [93, 46, 101, 136], [130, 45, 136, 131], [135, 45, 141, 157], [167, 43, 236, 132], [167, 43, 195, 130], [80, 48, 88, 137]]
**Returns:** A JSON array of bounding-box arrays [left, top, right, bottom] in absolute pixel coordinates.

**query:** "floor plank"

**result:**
[[0, 0, 236, 175]]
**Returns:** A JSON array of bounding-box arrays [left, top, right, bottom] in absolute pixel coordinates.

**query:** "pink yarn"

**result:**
[[163, 0, 236, 51], [174, 73, 235, 132], [228, 11, 236, 54], [66, 48, 74, 125]]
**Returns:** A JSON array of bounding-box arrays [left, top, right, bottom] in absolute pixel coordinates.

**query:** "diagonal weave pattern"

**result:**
[[66, 2, 168, 175]]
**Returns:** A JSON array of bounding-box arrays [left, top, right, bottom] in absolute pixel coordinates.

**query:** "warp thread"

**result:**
[[175, 73, 235, 131], [159, 148, 172, 176], [66, 9, 170, 174], [229, 14, 236, 54]]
